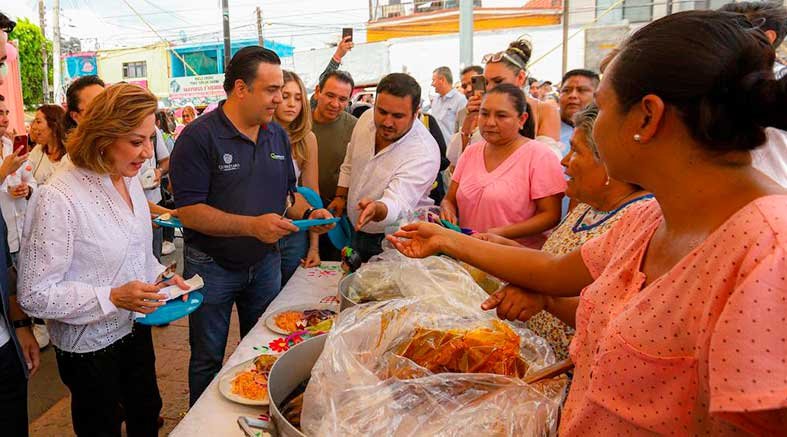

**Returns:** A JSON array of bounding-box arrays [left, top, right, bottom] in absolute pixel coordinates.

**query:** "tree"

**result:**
[[8, 18, 53, 107]]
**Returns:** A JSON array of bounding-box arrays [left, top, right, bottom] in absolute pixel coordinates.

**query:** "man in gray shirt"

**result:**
[[429, 66, 466, 144], [312, 71, 357, 259], [312, 70, 357, 204]]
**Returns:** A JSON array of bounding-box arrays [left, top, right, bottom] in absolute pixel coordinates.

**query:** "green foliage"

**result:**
[[8, 18, 53, 107]]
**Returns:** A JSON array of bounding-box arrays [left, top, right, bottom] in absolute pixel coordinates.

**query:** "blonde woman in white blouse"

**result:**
[[18, 84, 188, 436]]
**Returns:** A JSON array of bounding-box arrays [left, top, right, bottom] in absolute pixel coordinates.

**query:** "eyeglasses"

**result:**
[[482, 51, 526, 71]]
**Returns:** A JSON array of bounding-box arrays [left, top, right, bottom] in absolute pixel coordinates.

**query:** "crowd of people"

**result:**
[[0, 1, 785, 435]]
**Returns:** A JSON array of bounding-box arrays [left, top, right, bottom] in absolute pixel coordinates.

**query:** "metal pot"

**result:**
[[267, 334, 327, 437], [338, 273, 357, 311]]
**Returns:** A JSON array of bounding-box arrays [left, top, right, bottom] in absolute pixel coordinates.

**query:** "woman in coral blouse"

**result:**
[[388, 11, 787, 435]]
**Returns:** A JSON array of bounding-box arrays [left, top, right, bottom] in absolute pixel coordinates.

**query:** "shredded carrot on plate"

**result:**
[[231, 369, 268, 400], [274, 311, 304, 332]]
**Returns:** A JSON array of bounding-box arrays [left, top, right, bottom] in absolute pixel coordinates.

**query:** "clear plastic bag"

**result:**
[[347, 251, 498, 313], [302, 258, 563, 436]]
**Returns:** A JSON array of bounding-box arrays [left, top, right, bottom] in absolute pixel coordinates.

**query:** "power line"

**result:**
[[118, 0, 200, 76], [140, 0, 194, 27]]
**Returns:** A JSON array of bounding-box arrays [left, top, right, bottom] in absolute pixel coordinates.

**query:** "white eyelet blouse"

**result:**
[[17, 162, 165, 353]]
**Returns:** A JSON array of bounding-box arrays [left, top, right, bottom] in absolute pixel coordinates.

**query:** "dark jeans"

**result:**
[[318, 233, 342, 262], [55, 326, 162, 437], [0, 340, 28, 437], [152, 226, 163, 263], [184, 246, 282, 406], [352, 231, 385, 262], [279, 231, 308, 288]]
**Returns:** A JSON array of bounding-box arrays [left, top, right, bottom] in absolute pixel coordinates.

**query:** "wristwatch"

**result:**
[[302, 208, 316, 220], [12, 318, 32, 329]]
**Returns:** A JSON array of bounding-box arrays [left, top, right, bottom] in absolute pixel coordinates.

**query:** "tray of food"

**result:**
[[218, 354, 278, 406], [264, 304, 338, 335]]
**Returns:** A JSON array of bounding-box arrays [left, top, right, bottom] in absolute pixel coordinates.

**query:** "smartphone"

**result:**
[[471, 75, 486, 95], [342, 27, 353, 42], [12, 135, 28, 155]]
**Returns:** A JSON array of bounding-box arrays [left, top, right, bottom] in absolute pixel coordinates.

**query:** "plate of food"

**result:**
[[264, 304, 338, 335], [218, 354, 278, 406]]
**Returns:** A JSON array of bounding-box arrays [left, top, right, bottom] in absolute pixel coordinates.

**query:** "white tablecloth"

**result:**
[[170, 262, 343, 437]]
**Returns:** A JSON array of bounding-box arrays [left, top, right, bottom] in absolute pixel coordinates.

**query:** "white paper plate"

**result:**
[[218, 355, 277, 406], [263, 303, 339, 335]]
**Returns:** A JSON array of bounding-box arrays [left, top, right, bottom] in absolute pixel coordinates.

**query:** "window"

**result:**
[[122, 61, 147, 79], [622, 0, 652, 22], [596, 0, 652, 23]]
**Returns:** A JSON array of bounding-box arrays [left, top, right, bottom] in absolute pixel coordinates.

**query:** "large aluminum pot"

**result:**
[[267, 334, 326, 437]]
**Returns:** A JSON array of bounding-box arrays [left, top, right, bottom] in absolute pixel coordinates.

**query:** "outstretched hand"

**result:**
[[385, 222, 451, 259]]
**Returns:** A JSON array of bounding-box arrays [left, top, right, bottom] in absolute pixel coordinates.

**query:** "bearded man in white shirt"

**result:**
[[328, 73, 441, 261]]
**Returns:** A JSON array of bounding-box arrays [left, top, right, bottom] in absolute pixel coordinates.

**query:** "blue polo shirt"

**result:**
[[170, 101, 296, 270]]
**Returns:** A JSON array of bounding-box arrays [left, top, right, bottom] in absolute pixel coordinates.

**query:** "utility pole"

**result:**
[[222, 0, 231, 71], [53, 0, 63, 104], [368, 0, 374, 21], [39, 0, 49, 103], [459, 0, 473, 69], [561, 0, 570, 78], [666, 0, 673, 15], [256, 6, 263, 46]]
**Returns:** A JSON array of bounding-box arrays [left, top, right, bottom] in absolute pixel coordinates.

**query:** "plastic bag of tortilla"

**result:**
[[300, 289, 564, 436]]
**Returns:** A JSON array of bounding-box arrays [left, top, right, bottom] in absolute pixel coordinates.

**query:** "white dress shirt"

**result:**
[[18, 162, 165, 353], [0, 137, 37, 253], [139, 127, 171, 204], [429, 88, 467, 144], [338, 109, 441, 234], [28, 145, 67, 185]]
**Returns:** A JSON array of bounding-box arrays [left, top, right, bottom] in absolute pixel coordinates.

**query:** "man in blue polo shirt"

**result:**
[[170, 46, 334, 405]]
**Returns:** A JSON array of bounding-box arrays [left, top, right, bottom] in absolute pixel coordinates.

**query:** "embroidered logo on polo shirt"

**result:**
[[218, 153, 240, 172], [270, 152, 285, 161]]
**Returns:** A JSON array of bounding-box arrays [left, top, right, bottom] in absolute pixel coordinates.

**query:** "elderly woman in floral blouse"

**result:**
[[476, 103, 652, 359]]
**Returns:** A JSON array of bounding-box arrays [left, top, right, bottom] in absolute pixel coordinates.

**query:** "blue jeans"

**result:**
[[184, 245, 282, 406], [278, 231, 308, 288], [352, 231, 385, 262], [152, 227, 163, 263]]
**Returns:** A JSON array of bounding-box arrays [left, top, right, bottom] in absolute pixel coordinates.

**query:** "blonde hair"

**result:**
[[275, 70, 313, 163], [182, 105, 197, 121], [67, 84, 159, 174]]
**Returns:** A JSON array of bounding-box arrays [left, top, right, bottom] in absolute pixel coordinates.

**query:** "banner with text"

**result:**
[[168, 74, 226, 107]]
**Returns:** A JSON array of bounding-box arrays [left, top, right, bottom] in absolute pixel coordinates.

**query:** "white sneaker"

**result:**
[[162, 241, 176, 256], [32, 323, 50, 349]]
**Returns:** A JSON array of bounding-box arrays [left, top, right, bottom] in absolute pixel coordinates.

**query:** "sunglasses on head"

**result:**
[[482, 51, 526, 71]]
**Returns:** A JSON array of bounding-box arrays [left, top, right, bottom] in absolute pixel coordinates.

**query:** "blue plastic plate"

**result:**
[[328, 216, 352, 250], [135, 291, 204, 326], [291, 217, 341, 232], [296, 186, 323, 209], [153, 216, 183, 228]]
